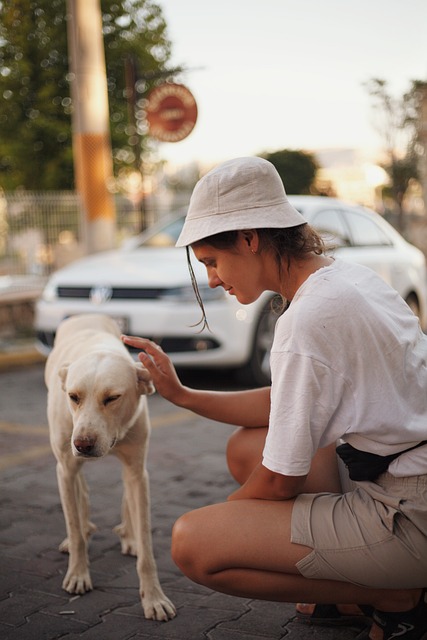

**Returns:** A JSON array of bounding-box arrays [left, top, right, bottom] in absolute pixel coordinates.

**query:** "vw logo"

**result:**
[[90, 285, 113, 305]]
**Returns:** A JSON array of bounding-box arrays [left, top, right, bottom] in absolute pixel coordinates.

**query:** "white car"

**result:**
[[35, 197, 427, 386]]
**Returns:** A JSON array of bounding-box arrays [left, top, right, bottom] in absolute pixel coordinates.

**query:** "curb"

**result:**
[[0, 344, 46, 370]]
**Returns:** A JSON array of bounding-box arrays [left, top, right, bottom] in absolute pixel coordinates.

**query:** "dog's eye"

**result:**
[[69, 393, 80, 404], [103, 395, 120, 406]]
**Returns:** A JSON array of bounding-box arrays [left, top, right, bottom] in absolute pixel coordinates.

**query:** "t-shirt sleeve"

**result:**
[[262, 350, 348, 476]]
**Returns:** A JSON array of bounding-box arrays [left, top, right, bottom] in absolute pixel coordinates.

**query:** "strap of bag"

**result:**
[[336, 440, 427, 482]]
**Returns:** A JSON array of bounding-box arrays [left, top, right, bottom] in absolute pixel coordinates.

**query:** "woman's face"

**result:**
[[192, 231, 267, 305]]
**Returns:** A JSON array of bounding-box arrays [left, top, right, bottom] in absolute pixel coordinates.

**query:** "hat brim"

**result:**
[[176, 200, 306, 247]]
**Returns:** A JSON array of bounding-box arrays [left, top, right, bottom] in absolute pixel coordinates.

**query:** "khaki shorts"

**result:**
[[291, 463, 427, 588]]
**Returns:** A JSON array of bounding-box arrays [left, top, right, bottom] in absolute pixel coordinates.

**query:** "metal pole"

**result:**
[[418, 84, 427, 216], [66, 0, 116, 253]]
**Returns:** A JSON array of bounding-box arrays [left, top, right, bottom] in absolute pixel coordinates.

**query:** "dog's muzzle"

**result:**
[[73, 437, 98, 457]]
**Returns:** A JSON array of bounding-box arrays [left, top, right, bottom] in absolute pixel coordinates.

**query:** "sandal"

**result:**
[[354, 590, 427, 640], [295, 603, 373, 627]]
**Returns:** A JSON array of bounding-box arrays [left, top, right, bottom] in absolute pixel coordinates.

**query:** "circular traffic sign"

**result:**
[[145, 83, 198, 142]]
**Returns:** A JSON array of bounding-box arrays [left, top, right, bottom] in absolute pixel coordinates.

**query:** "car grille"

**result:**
[[57, 286, 166, 299], [37, 331, 220, 354]]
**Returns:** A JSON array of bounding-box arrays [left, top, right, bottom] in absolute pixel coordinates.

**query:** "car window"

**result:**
[[310, 209, 352, 247], [141, 218, 185, 247], [342, 210, 393, 247]]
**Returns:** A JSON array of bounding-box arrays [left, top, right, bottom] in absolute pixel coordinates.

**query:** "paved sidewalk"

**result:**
[[0, 338, 45, 370], [0, 357, 369, 640]]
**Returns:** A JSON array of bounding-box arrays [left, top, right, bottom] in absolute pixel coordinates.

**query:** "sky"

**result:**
[[151, 0, 427, 171]]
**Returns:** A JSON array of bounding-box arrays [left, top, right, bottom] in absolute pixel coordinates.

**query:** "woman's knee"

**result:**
[[226, 426, 267, 485], [226, 428, 245, 483], [171, 504, 234, 585], [171, 511, 204, 581]]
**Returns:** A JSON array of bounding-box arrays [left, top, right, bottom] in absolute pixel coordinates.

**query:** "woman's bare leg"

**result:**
[[226, 428, 381, 624], [172, 424, 422, 635], [171, 498, 420, 613]]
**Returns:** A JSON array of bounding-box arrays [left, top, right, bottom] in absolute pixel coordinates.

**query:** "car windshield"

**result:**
[[141, 217, 185, 247], [136, 202, 393, 252]]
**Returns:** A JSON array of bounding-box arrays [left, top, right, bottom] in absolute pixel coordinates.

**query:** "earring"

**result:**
[[251, 248, 256, 255]]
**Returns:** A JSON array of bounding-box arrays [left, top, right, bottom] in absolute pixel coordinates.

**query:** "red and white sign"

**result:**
[[145, 83, 198, 143]]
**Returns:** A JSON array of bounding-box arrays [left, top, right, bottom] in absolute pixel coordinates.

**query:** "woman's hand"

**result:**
[[121, 336, 187, 405], [122, 336, 271, 426]]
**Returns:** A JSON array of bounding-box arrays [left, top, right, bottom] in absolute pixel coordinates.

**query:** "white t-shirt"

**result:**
[[262, 259, 427, 478]]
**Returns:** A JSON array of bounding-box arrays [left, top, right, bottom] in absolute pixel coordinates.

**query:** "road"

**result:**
[[0, 363, 238, 473], [0, 362, 362, 640]]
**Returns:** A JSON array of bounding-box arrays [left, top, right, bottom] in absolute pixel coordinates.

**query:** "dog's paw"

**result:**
[[113, 524, 137, 556], [62, 569, 93, 595], [141, 588, 176, 621], [58, 537, 69, 554], [59, 524, 96, 555], [120, 539, 138, 557]]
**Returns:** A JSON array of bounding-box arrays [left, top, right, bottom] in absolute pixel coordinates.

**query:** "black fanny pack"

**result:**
[[336, 440, 427, 482]]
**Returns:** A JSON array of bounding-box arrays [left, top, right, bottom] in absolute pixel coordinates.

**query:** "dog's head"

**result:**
[[58, 353, 154, 458]]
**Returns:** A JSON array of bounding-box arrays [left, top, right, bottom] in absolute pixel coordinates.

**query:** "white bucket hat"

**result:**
[[175, 156, 306, 247]]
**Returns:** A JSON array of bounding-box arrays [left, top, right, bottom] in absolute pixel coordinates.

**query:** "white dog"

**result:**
[[45, 314, 176, 621]]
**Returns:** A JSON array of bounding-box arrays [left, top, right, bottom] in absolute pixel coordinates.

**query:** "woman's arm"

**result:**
[[227, 462, 307, 501], [122, 335, 270, 427]]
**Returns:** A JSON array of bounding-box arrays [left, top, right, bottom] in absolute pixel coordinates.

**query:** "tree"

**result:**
[[365, 78, 421, 231], [260, 149, 319, 195], [0, 0, 173, 190]]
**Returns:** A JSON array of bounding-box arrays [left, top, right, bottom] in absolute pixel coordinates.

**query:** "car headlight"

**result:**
[[41, 280, 58, 302], [160, 284, 226, 303]]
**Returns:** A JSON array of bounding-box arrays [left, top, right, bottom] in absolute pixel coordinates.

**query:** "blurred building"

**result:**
[[314, 148, 388, 210]]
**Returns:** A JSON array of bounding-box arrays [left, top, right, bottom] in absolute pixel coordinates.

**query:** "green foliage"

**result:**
[[0, 0, 173, 190], [101, 0, 174, 175], [260, 149, 319, 194], [364, 78, 423, 227], [0, 0, 72, 189]]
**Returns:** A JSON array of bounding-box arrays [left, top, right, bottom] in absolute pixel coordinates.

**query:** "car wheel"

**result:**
[[238, 297, 283, 387], [405, 293, 420, 319]]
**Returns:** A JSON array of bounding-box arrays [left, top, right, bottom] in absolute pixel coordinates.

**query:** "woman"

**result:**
[[122, 157, 427, 640]]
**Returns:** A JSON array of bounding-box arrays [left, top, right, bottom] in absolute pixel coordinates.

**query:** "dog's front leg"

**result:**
[[123, 465, 176, 621], [56, 460, 93, 595]]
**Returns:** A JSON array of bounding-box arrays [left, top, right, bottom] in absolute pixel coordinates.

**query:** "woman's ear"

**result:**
[[240, 229, 259, 253]]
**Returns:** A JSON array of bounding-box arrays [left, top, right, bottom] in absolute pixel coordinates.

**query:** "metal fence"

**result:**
[[0, 190, 173, 278], [0, 189, 179, 339]]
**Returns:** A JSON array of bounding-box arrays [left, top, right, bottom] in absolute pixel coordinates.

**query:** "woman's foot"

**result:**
[[355, 591, 427, 640], [295, 603, 373, 627]]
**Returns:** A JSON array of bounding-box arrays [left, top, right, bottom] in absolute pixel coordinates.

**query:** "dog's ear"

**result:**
[[135, 362, 155, 396], [58, 363, 70, 391]]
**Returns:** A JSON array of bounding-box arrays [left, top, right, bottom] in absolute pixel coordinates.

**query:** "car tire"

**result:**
[[405, 293, 421, 319], [238, 296, 283, 387]]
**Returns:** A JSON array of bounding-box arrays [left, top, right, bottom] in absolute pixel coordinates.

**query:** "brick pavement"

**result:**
[[0, 359, 367, 639]]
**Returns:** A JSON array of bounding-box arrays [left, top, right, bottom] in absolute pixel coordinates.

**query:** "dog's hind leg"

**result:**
[[56, 460, 93, 595], [114, 484, 137, 556], [59, 472, 96, 552]]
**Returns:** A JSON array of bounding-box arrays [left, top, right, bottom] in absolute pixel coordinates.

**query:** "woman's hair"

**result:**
[[186, 223, 325, 331]]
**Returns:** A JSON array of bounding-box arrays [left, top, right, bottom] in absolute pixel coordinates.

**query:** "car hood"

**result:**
[[47, 247, 207, 287]]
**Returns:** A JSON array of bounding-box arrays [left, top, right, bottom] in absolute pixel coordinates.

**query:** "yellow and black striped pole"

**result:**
[[66, 0, 116, 253]]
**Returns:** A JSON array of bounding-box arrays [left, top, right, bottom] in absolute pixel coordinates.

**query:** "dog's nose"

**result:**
[[74, 438, 96, 455]]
